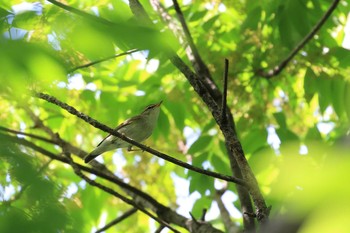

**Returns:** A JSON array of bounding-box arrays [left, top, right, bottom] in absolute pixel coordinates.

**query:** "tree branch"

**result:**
[[171, 0, 207, 73], [68, 49, 140, 73], [170, 53, 269, 222], [35, 92, 247, 186], [214, 189, 239, 233], [63, 151, 180, 233], [257, 0, 340, 78], [221, 59, 229, 124], [3, 133, 224, 232], [95, 208, 137, 233], [0, 126, 56, 144]]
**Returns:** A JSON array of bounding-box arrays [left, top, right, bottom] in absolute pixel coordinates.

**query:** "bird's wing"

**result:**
[[96, 116, 141, 147]]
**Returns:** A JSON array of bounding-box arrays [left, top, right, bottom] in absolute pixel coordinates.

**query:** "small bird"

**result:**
[[84, 101, 162, 163]]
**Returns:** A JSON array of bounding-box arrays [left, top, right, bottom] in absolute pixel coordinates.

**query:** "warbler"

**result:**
[[84, 101, 162, 163]]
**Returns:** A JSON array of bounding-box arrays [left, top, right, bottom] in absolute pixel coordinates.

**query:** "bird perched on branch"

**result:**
[[84, 101, 162, 163]]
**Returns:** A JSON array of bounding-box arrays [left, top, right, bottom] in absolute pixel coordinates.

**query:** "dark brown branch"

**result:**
[[68, 49, 140, 73], [221, 59, 229, 123], [258, 0, 340, 78], [149, 6, 257, 225], [170, 55, 268, 222], [11, 116, 224, 232], [35, 92, 247, 186], [171, 0, 211, 79], [200, 209, 207, 221], [2, 132, 180, 232], [0, 126, 56, 145], [3, 133, 170, 210], [95, 208, 138, 233], [64, 152, 180, 233]]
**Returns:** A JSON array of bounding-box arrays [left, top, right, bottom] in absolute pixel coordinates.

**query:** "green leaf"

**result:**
[[331, 76, 346, 118], [189, 10, 207, 22], [274, 112, 287, 129], [202, 15, 220, 31], [345, 81, 350, 122], [241, 128, 268, 155], [317, 74, 332, 113], [210, 153, 231, 175], [276, 128, 299, 141], [192, 196, 212, 219], [188, 135, 212, 154], [189, 172, 214, 195], [304, 68, 318, 102]]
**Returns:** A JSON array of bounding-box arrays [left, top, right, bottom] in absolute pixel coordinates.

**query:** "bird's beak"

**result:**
[[156, 100, 163, 107]]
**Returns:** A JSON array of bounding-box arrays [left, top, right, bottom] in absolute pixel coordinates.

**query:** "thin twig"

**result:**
[[215, 189, 239, 233], [95, 208, 137, 233], [258, 0, 340, 78], [0, 126, 56, 144], [68, 49, 140, 73], [35, 92, 247, 186], [200, 209, 207, 221], [221, 59, 229, 123]]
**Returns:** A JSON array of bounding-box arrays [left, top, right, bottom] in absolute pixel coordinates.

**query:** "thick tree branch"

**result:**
[[171, 0, 211, 77], [3, 133, 224, 232], [132, 0, 267, 221], [150, 0, 185, 44], [170, 53, 268, 222], [257, 0, 340, 78], [63, 151, 180, 233], [150, 6, 258, 220], [48, 0, 267, 224], [35, 92, 247, 186]]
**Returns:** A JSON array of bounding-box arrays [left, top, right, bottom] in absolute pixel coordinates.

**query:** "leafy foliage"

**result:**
[[1, 0, 350, 232]]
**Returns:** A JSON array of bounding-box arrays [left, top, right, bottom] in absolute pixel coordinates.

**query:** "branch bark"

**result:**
[[150, 1, 259, 226], [35, 92, 246, 186], [2, 132, 224, 233]]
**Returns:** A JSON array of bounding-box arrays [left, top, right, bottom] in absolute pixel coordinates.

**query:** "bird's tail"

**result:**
[[84, 149, 102, 163]]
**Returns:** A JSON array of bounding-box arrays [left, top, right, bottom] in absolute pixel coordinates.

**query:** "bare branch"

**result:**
[[64, 151, 180, 233], [35, 92, 247, 186], [215, 189, 240, 233], [0, 126, 56, 144], [9, 115, 224, 232], [221, 59, 229, 123], [69, 49, 140, 73], [258, 0, 340, 78], [95, 208, 137, 233]]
